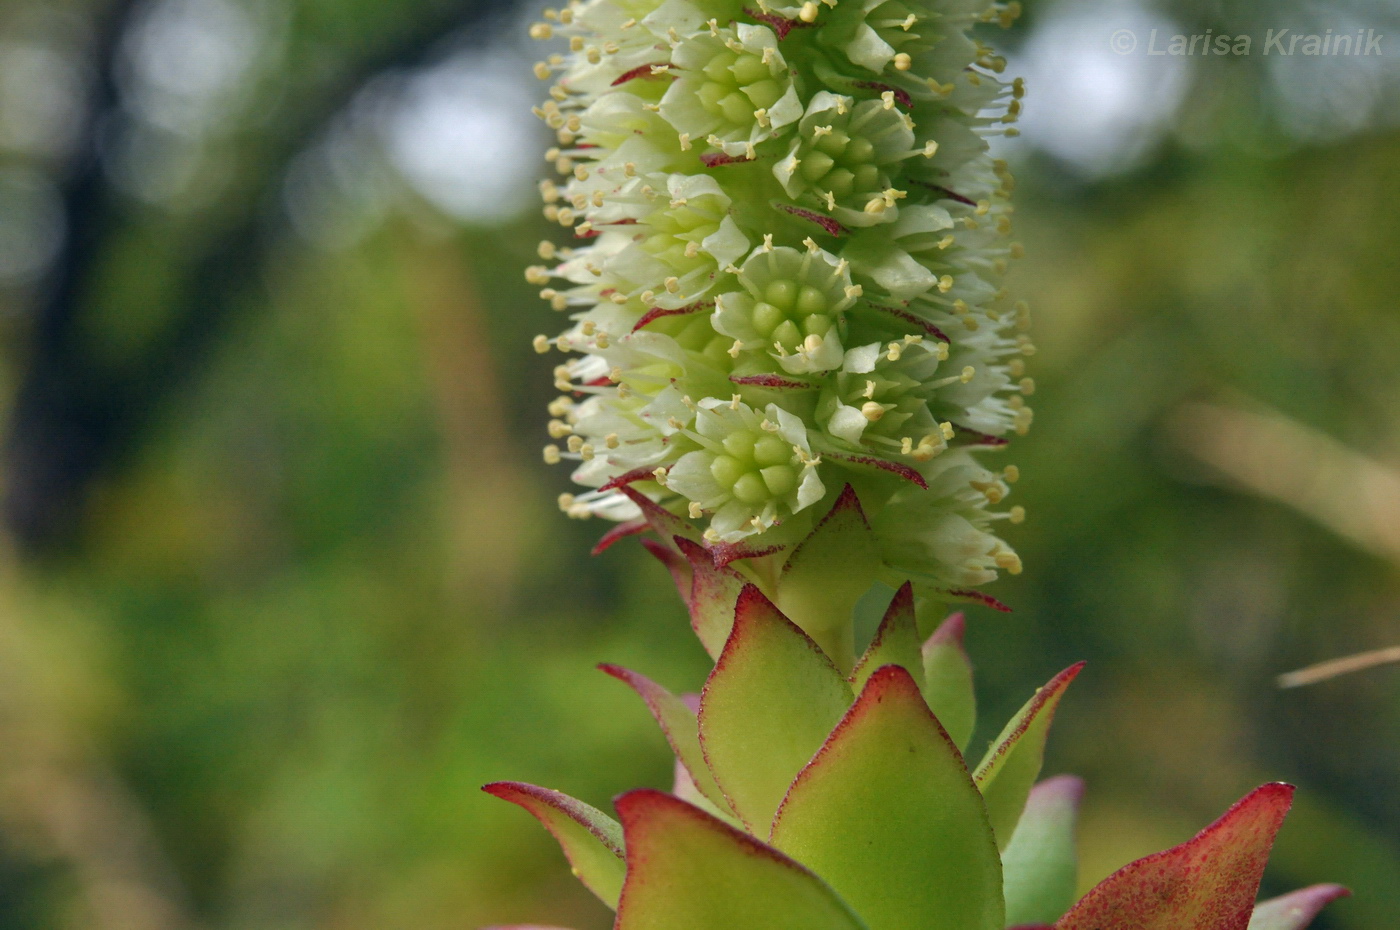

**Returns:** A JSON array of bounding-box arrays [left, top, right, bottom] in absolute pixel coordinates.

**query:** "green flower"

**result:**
[[529, 0, 1029, 573]]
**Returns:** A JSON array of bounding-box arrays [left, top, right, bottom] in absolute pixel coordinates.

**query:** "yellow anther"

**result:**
[[533, 334, 552, 354], [1009, 505, 1026, 524], [961, 366, 975, 383], [543, 444, 562, 464], [893, 53, 912, 70]]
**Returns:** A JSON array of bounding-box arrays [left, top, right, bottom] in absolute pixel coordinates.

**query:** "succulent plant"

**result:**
[[485, 494, 1346, 930], [490, 0, 1348, 924]]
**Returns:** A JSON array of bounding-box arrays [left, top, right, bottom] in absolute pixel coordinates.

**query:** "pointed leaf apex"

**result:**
[[593, 519, 648, 555], [975, 663, 1085, 849], [735, 582, 778, 618], [978, 663, 1085, 775], [928, 611, 967, 648], [483, 781, 627, 907], [1248, 884, 1350, 930], [890, 579, 915, 614], [1057, 782, 1296, 930], [850, 582, 922, 690], [831, 483, 867, 521], [674, 535, 750, 658], [1034, 773, 1086, 807], [482, 782, 625, 857], [598, 665, 732, 813]]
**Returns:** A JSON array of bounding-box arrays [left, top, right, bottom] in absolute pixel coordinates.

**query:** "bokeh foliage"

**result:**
[[0, 0, 1397, 927]]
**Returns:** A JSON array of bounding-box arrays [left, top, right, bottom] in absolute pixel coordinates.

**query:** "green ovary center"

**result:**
[[749, 278, 836, 353], [799, 130, 883, 201], [651, 313, 733, 366], [708, 431, 798, 505], [696, 50, 784, 127], [643, 198, 723, 271]]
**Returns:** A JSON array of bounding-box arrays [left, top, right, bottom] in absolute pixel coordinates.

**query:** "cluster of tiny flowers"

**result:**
[[528, 0, 1031, 587]]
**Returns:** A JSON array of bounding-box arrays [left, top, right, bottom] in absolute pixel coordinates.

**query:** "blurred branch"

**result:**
[[1169, 397, 1400, 687], [4, 0, 519, 551], [1278, 646, 1400, 688], [1169, 398, 1400, 565]]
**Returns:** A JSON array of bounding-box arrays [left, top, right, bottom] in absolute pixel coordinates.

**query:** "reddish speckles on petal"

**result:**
[[611, 63, 675, 86], [943, 588, 1013, 613], [865, 303, 952, 344], [774, 203, 849, 236], [701, 151, 756, 167], [633, 300, 714, 333], [729, 373, 816, 390], [949, 424, 1010, 448], [741, 7, 813, 39], [826, 452, 929, 489], [911, 180, 978, 208]]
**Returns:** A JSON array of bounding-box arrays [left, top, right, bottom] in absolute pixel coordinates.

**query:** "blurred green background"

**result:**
[[0, 0, 1397, 926]]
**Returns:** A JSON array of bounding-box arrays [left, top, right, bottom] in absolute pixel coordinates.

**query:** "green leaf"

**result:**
[[1002, 776, 1084, 927], [482, 782, 625, 908], [699, 586, 853, 830], [777, 485, 880, 671], [600, 664, 732, 815], [1056, 783, 1296, 930], [614, 789, 869, 930], [769, 666, 1004, 930], [975, 663, 1084, 849], [849, 582, 924, 692], [921, 611, 977, 751], [1247, 885, 1350, 930], [675, 536, 748, 659]]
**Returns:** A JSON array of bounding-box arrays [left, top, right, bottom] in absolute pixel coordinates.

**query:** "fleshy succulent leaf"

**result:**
[[620, 486, 701, 554], [613, 789, 869, 930], [675, 536, 748, 659], [921, 612, 977, 751], [769, 665, 1003, 930], [850, 582, 924, 692], [481, 782, 626, 908], [699, 586, 854, 830], [600, 665, 732, 814], [975, 663, 1085, 849], [776, 485, 881, 672], [1002, 776, 1085, 927], [1055, 783, 1297, 930], [1247, 884, 1350, 930]]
